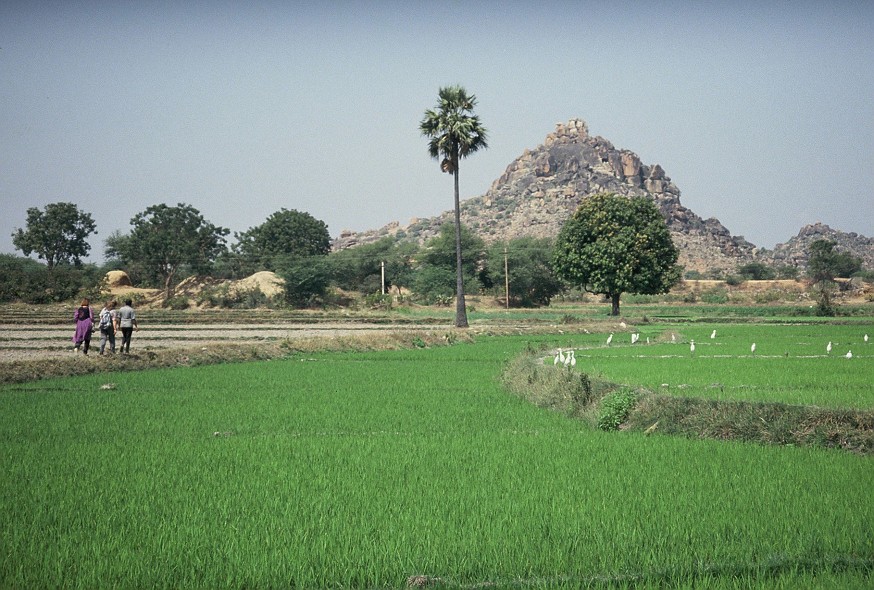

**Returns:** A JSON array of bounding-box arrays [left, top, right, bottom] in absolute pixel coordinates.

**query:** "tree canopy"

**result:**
[[234, 208, 330, 273], [420, 85, 488, 327], [105, 203, 229, 299], [553, 193, 681, 316], [807, 239, 862, 283], [12, 202, 97, 269], [413, 223, 485, 303], [487, 237, 563, 307], [329, 237, 418, 295]]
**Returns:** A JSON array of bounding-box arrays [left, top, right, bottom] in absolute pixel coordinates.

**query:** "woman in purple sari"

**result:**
[[72, 298, 95, 354]]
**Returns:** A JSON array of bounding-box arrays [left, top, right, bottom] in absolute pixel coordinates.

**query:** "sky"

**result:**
[[2, 0, 873, 264]]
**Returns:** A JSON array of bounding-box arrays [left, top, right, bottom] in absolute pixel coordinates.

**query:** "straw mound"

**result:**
[[231, 271, 285, 298], [105, 270, 132, 288]]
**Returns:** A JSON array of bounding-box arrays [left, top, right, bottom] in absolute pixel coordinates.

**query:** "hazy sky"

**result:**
[[2, 0, 872, 264]]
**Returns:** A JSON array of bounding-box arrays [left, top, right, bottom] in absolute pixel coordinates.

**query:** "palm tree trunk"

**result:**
[[453, 163, 469, 328]]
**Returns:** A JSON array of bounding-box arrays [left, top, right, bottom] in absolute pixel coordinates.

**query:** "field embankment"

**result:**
[[501, 351, 874, 454]]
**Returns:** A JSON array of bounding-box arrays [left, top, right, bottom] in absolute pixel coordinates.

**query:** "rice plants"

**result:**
[[1, 334, 872, 588], [570, 324, 874, 409]]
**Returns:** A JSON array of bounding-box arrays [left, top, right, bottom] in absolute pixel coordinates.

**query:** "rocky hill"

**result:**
[[759, 223, 874, 271], [335, 119, 869, 274]]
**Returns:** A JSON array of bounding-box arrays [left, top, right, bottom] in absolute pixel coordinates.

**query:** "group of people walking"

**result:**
[[73, 298, 138, 355]]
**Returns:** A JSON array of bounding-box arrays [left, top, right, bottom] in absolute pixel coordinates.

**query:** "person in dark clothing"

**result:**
[[115, 299, 138, 354]]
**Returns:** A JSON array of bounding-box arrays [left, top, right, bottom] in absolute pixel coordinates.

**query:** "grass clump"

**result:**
[[500, 352, 600, 417], [628, 395, 874, 454]]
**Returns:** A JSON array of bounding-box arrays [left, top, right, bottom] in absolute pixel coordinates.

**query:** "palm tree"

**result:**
[[420, 86, 488, 328]]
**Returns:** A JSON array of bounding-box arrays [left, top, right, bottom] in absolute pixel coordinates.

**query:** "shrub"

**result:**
[[197, 284, 272, 309], [681, 291, 698, 303], [163, 295, 190, 310], [597, 389, 638, 431], [364, 292, 392, 310], [700, 289, 729, 304], [753, 290, 782, 304], [738, 262, 776, 281]]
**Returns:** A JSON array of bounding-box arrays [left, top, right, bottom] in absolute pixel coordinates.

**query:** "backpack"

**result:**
[[77, 307, 90, 322], [99, 309, 112, 330]]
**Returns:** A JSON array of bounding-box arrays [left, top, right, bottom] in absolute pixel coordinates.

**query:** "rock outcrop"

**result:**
[[335, 119, 868, 274], [759, 223, 874, 271]]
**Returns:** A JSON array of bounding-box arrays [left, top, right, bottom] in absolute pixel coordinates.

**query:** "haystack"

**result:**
[[105, 270, 132, 288], [231, 271, 285, 298]]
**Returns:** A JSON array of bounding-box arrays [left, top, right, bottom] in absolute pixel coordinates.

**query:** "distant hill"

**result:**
[[335, 119, 871, 273], [758, 222, 874, 271]]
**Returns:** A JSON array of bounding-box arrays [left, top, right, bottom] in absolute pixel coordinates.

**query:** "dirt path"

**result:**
[[0, 322, 452, 363]]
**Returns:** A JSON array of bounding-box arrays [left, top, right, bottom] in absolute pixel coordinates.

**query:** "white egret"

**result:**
[[570, 351, 577, 366], [711, 330, 716, 339], [606, 333, 613, 346], [690, 340, 696, 355], [846, 350, 853, 359], [827, 341, 832, 355], [631, 333, 639, 344], [751, 343, 756, 355], [865, 334, 869, 343], [671, 333, 676, 343], [646, 337, 650, 345]]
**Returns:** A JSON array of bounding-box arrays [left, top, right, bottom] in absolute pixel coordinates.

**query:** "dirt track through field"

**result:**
[[0, 322, 451, 363]]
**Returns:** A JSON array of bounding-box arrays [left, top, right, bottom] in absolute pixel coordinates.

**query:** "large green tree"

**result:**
[[12, 202, 97, 269], [553, 192, 681, 316], [234, 208, 330, 273], [420, 85, 488, 327], [105, 203, 229, 299]]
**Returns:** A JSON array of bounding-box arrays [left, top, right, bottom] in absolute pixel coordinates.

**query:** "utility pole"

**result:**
[[381, 261, 386, 295], [504, 246, 509, 310]]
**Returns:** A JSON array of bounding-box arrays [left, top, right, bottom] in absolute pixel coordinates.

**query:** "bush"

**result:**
[[196, 284, 272, 309], [363, 292, 393, 310], [753, 290, 782, 304], [700, 289, 729, 304], [0, 255, 105, 303], [275, 255, 331, 308], [738, 262, 776, 281], [681, 291, 698, 303], [598, 389, 638, 431], [163, 295, 190, 310]]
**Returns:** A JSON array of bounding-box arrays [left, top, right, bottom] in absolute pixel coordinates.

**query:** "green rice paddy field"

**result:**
[[1, 323, 873, 588]]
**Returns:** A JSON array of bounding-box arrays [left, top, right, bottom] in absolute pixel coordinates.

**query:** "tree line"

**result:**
[[4, 200, 566, 308], [5, 195, 864, 315], [5, 86, 867, 316]]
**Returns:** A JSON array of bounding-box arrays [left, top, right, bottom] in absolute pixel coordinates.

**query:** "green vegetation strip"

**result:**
[[1, 334, 872, 588], [502, 352, 874, 454]]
